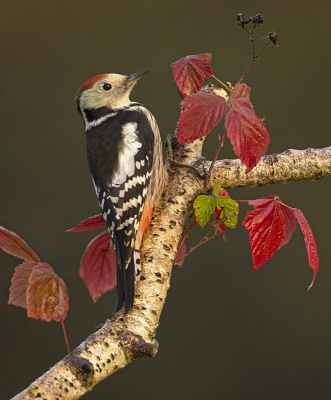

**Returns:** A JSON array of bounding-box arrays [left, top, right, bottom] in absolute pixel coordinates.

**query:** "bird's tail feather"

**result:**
[[111, 237, 124, 314], [112, 248, 138, 315]]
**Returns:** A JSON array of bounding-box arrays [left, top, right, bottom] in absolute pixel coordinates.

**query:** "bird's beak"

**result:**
[[127, 70, 149, 82]]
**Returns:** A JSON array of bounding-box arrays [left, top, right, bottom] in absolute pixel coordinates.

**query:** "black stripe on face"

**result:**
[[83, 106, 114, 123]]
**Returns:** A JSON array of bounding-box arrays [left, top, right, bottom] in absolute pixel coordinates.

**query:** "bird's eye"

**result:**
[[103, 83, 112, 91]]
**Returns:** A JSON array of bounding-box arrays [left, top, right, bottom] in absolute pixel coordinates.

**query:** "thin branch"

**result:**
[[176, 225, 220, 264], [178, 218, 196, 253], [236, 39, 271, 85], [256, 39, 271, 58], [211, 75, 229, 91], [204, 127, 226, 189], [61, 318, 70, 354]]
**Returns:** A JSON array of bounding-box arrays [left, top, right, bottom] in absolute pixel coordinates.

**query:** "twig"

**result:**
[[176, 225, 220, 264], [204, 127, 226, 189], [177, 218, 196, 254], [256, 39, 271, 58], [61, 318, 70, 354], [211, 75, 229, 91], [236, 39, 271, 85]]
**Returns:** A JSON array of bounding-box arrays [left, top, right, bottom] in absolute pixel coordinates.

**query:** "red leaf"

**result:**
[[178, 93, 228, 144], [80, 230, 117, 302], [0, 226, 40, 262], [243, 196, 296, 269], [175, 236, 187, 267], [220, 189, 230, 198], [293, 209, 319, 289], [229, 83, 255, 114], [66, 214, 106, 232], [214, 207, 223, 221], [225, 110, 270, 172], [225, 84, 270, 172], [171, 53, 213, 96], [278, 204, 297, 250], [27, 263, 69, 322], [8, 261, 37, 308]]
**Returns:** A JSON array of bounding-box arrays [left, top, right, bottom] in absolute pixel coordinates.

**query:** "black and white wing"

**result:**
[[87, 108, 155, 312]]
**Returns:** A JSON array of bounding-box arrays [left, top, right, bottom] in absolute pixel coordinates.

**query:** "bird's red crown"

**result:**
[[75, 74, 109, 102]]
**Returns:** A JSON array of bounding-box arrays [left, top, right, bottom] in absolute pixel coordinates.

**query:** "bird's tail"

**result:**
[[112, 243, 140, 315], [112, 202, 153, 315]]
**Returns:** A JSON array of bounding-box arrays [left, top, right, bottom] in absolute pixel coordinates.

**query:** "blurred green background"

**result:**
[[1, 1, 331, 399]]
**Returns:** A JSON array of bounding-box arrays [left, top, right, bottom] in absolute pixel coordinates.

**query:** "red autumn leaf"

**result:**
[[66, 214, 106, 232], [225, 84, 270, 172], [27, 262, 69, 322], [293, 208, 319, 289], [225, 110, 270, 172], [278, 203, 297, 250], [175, 236, 187, 267], [243, 196, 297, 269], [220, 189, 229, 197], [229, 83, 255, 114], [171, 53, 213, 96], [243, 196, 319, 288], [178, 93, 228, 144], [80, 230, 117, 302], [8, 261, 37, 308], [0, 225, 40, 262]]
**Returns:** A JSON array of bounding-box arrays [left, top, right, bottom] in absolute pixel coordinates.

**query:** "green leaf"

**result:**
[[194, 195, 216, 228], [215, 197, 239, 229], [212, 182, 222, 197]]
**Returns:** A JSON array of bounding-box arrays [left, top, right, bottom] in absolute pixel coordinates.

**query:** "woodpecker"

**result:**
[[76, 70, 167, 314]]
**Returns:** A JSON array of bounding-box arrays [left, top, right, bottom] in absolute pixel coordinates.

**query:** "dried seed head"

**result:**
[[268, 30, 280, 46], [235, 13, 251, 27], [251, 13, 264, 27]]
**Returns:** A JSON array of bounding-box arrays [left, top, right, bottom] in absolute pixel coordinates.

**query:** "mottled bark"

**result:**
[[207, 147, 331, 189], [12, 140, 331, 399]]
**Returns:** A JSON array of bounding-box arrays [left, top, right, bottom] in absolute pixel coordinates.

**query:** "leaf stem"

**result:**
[[256, 39, 271, 58], [177, 219, 196, 253], [176, 225, 219, 264], [211, 75, 229, 91], [61, 318, 71, 354], [204, 126, 226, 189]]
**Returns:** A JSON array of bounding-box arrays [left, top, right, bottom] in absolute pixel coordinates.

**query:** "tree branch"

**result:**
[[206, 147, 331, 189], [12, 141, 331, 399]]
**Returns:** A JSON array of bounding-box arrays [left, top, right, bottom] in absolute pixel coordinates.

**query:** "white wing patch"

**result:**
[[112, 122, 142, 185]]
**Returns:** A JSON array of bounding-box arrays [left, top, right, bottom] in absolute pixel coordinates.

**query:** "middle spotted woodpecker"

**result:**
[[76, 70, 167, 314]]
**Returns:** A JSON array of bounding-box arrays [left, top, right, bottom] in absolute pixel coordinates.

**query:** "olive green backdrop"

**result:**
[[1, 1, 331, 399]]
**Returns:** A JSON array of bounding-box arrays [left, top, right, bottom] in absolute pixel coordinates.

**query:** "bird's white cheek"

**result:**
[[81, 91, 107, 110]]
